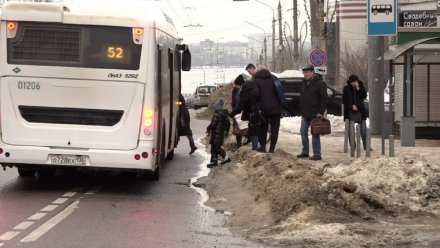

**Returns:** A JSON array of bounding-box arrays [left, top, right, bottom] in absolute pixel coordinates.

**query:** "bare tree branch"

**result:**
[[340, 42, 368, 88]]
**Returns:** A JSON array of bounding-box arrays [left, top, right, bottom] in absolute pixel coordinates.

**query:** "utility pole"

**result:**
[[278, 2, 284, 71], [278, 2, 283, 50], [292, 0, 299, 63], [318, 0, 326, 49], [309, 0, 320, 49], [368, 36, 384, 135]]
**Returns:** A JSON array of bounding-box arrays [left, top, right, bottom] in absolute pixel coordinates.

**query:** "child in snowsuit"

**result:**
[[206, 98, 231, 168]]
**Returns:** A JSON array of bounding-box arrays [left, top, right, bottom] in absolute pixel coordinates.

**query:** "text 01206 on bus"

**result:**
[[0, 1, 191, 181]]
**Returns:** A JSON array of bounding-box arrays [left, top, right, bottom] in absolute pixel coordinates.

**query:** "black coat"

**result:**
[[342, 81, 367, 120], [207, 109, 230, 146], [229, 80, 258, 122], [254, 69, 282, 116], [299, 74, 328, 119], [178, 105, 192, 136]]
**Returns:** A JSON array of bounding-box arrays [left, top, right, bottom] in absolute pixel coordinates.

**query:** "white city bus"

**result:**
[[0, 1, 191, 180]]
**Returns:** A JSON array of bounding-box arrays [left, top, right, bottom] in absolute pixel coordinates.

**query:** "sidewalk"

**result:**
[[276, 120, 440, 169]]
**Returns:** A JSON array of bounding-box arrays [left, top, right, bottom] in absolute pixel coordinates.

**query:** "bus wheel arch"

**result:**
[[151, 121, 166, 181]]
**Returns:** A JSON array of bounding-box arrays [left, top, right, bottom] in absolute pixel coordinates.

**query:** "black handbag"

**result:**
[[349, 111, 362, 124]]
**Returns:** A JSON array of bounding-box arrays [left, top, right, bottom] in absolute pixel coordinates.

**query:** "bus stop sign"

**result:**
[[309, 49, 327, 67], [368, 0, 397, 36]]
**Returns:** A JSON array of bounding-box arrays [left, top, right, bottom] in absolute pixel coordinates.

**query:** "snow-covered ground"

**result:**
[[196, 107, 440, 247]]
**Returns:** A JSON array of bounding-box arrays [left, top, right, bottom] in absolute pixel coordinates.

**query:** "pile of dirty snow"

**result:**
[[324, 154, 440, 213], [198, 139, 440, 246]]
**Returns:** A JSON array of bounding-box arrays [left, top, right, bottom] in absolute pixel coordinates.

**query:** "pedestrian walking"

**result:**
[[297, 64, 328, 160], [343, 74, 369, 150], [253, 68, 282, 153], [178, 94, 198, 154], [206, 99, 231, 168], [229, 74, 259, 150]]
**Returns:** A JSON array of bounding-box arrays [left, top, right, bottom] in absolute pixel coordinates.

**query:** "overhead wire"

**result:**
[[165, 0, 188, 24]]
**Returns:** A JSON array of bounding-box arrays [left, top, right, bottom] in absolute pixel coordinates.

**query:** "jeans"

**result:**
[[348, 120, 367, 149], [300, 117, 321, 156], [250, 136, 258, 150]]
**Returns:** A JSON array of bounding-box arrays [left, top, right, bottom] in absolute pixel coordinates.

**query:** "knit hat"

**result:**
[[213, 98, 225, 111], [348, 74, 359, 84]]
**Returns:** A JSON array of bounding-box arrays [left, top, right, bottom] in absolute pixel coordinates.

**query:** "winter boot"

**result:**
[[207, 155, 218, 168], [219, 153, 231, 164], [189, 141, 198, 155], [257, 144, 266, 153], [207, 159, 218, 168]]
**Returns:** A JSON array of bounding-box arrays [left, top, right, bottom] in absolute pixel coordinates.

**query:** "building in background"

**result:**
[[326, 0, 367, 89]]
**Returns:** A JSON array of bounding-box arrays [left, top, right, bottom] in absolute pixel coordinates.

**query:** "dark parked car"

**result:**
[[278, 77, 343, 117]]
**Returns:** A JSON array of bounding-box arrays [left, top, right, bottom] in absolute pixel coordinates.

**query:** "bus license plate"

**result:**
[[50, 155, 87, 166]]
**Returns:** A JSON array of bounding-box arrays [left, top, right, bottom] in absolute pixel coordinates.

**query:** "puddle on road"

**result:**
[[189, 139, 231, 216]]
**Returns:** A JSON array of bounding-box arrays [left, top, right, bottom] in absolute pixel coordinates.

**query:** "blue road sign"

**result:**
[[309, 49, 327, 67], [368, 0, 397, 36]]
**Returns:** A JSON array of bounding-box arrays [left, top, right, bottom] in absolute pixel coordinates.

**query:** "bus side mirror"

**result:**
[[176, 44, 191, 71], [182, 49, 191, 71]]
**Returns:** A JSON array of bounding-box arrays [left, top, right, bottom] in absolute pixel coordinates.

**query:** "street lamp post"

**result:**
[[248, 47, 260, 65], [244, 23, 267, 68], [255, 0, 276, 71]]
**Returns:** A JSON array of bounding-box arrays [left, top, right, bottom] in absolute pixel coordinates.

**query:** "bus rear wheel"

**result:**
[[166, 149, 174, 160]]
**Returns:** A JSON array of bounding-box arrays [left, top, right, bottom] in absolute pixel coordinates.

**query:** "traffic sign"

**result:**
[[309, 49, 327, 67], [368, 0, 397, 36], [315, 66, 327, 75]]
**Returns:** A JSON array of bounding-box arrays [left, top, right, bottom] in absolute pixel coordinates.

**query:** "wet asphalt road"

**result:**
[[0, 116, 264, 248]]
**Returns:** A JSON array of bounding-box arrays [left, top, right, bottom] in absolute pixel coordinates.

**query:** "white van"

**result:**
[[193, 85, 217, 109]]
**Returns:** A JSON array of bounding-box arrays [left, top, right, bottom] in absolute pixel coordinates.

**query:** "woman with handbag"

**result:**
[[229, 74, 259, 151], [343, 74, 368, 150]]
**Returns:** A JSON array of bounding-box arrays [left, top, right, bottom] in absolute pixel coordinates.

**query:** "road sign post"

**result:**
[[368, 0, 397, 36], [309, 49, 327, 67]]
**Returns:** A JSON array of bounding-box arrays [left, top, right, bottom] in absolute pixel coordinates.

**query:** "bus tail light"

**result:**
[[133, 27, 144, 44], [134, 152, 148, 160], [6, 21, 18, 38], [152, 148, 159, 156], [142, 109, 153, 136]]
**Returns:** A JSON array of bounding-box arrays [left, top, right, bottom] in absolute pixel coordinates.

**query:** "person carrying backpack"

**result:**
[[253, 69, 283, 153]]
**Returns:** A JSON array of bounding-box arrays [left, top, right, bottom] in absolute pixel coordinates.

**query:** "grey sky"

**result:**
[[162, 0, 307, 44]]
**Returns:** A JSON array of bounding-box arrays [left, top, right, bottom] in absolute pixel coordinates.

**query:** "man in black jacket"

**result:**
[[254, 68, 282, 153], [297, 64, 328, 160]]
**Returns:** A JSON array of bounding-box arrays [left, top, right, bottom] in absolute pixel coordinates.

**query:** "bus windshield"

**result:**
[[7, 22, 142, 70]]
